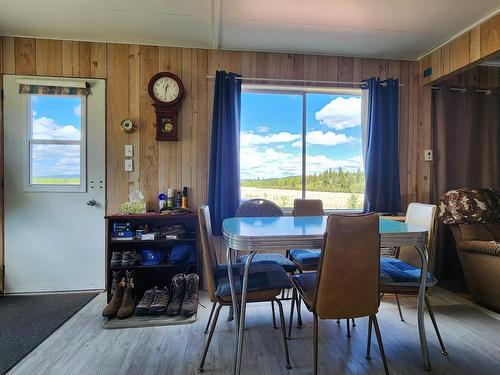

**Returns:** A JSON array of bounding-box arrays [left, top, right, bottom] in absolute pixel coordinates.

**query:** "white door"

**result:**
[[3, 75, 105, 293]]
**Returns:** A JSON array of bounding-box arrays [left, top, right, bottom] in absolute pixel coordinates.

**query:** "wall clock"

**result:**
[[147, 72, 185, 141]]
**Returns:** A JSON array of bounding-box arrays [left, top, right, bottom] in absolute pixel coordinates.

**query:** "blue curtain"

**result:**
[[363, 77, 401, 213], [208, 71, 242, 235]]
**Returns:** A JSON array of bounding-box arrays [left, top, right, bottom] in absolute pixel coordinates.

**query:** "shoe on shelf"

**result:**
[[149, 287, 170, 315], [135, 287, 157, 316], [103, 277, 125, 318], [117, 272, 136, 319], [110, 252, 123, 267], [121, 251, 140, 267], [180, 274, 199, 317], [166, 274, 186, 316]]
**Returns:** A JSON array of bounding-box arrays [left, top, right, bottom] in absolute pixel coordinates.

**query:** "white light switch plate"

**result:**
[[124, 159, 133, 172], [124, 145, 133, 157], [424, 149, 433, 161]]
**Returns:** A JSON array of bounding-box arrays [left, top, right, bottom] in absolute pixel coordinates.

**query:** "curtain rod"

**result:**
[[205, 75, 405, 87], [431, 86, 492, 94]]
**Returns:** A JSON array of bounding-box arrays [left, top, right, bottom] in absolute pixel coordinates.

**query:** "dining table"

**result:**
[[223, 215, 431, 375]]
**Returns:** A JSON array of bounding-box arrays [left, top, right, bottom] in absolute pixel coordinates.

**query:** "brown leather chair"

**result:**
[[289, 213, 389, 375], [197, 205, 292, 372]]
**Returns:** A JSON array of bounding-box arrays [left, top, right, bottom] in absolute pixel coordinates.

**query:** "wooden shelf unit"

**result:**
[[105, 212, 200, 302]]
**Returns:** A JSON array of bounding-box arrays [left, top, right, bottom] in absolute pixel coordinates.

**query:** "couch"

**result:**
[[439, 188, 500, 310]]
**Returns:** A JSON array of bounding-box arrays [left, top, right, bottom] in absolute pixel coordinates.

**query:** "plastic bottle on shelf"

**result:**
[[175, 192, 182, 208], [167, 189, 174, 209], [158, 193, 166, 212], [181, 187, 188, 208]]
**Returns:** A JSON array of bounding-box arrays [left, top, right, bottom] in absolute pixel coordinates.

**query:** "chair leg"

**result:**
[[271, 300, 277, 329], [395, 294, 405, 322], [204, 302, 217, 334], [275, 298, 292, 369], [313, 312, 319, 375], [198, 303, 223, 372], [296, 296, 303, 327], [352, 318, 356, 327], [336, 319, 341, 325], [366, 315, 373, 359], [288, 287, 296, 339], [228, 305, 234, 321], [372, 315, 390, 375], [346, 319, 351, 338], [425, 295, 448, 355]]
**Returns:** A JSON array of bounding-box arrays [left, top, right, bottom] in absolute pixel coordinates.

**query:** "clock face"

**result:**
[[152, 77, 180, 103]]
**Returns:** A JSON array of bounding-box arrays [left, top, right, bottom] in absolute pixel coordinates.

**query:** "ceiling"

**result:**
[[0, 0, 499, 60]]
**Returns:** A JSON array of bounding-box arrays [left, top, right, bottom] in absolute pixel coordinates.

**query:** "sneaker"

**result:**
[[110, 252, 122, 267], [166, 273, 186, 316], [117, 271, 136, 319], [149, 287, 170, 315], [180, 274, 199, 317], [121, 251, 140, 266], [103, 277, 125, 318], [134, 287, 157, 316]]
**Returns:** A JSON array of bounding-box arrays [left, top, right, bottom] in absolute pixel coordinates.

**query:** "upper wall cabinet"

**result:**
[[419, 13, 499, 86]]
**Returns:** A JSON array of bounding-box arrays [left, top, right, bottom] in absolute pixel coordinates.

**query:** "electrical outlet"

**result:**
[[424, 149, 433, 162], [124, 145, 133, 157], [124, 159, 133, 172]]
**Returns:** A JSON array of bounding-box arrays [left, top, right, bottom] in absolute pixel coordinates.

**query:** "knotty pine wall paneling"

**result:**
[[0, 36, 429, 215]]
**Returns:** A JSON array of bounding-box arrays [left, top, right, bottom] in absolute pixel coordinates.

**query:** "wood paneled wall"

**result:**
[[420, 13, 500, 85], [0, 37, 430, 213]]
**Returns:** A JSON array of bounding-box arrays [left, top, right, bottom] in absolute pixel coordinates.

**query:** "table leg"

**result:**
[[235, 250, 257, 375], [416, 244, 431, 371], [226, 245, 240, 375]]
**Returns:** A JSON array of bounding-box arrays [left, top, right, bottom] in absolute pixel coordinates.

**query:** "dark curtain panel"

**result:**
[[208, 71, 242, 235], [363, 78, 401, 213], [433, 86, 500, 277]]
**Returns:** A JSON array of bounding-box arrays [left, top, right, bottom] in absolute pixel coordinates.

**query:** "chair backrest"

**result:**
[[198, 205, 219, 302], [313, 213, 380, 319], [399, 203, 437, 269], [236, 199, 284, 217], [292, 199, 324, 216]]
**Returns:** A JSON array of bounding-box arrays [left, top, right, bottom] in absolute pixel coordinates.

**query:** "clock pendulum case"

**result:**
[[147, 72, 185, 141]]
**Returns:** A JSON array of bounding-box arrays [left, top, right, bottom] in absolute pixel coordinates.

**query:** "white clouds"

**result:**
[[315, 96, 361, 130], [33, 117, 81, 140], [74, 104, 81, 117], [240, 144, 363, 180], [241, 131, 301, 146], [32, 144, 81, 177], [292, 130, 356, 147], [256, 126, 270, 133]]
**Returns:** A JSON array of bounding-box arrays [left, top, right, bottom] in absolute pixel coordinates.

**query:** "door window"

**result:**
[[27, 95, 86, 191]]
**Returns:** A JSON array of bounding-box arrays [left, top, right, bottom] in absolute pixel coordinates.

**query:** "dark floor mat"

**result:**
[[0, 292, 98, 374]]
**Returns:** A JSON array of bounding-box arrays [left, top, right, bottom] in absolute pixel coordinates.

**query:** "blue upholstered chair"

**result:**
[[236, 199, 297, 328], [197, 205, 292, 372], [380, 203, 447, 355], [236, 199, 297, 274], [288, 199, 324, 271]]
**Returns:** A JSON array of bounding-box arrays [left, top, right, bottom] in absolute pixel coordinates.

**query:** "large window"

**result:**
[[240, 87, 364, 209], [27, 95, 86, 191]]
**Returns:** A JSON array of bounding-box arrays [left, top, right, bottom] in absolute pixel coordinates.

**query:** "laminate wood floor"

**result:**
[[8, 288, 500, 375]]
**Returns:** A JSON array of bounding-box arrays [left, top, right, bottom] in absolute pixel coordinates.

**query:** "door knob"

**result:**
[[87, 199, 97, 206]]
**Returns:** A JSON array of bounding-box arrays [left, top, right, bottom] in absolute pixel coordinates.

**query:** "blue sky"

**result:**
[[240, 91, 363, 180], [31, 96, 82, 178]]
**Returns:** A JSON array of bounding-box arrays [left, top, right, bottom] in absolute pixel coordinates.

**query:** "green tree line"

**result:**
[[241, 168, 365, 194]]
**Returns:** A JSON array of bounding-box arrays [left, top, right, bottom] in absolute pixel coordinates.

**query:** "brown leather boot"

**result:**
[[117, 275, 136, 319], [102, 277, 125, 318]]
